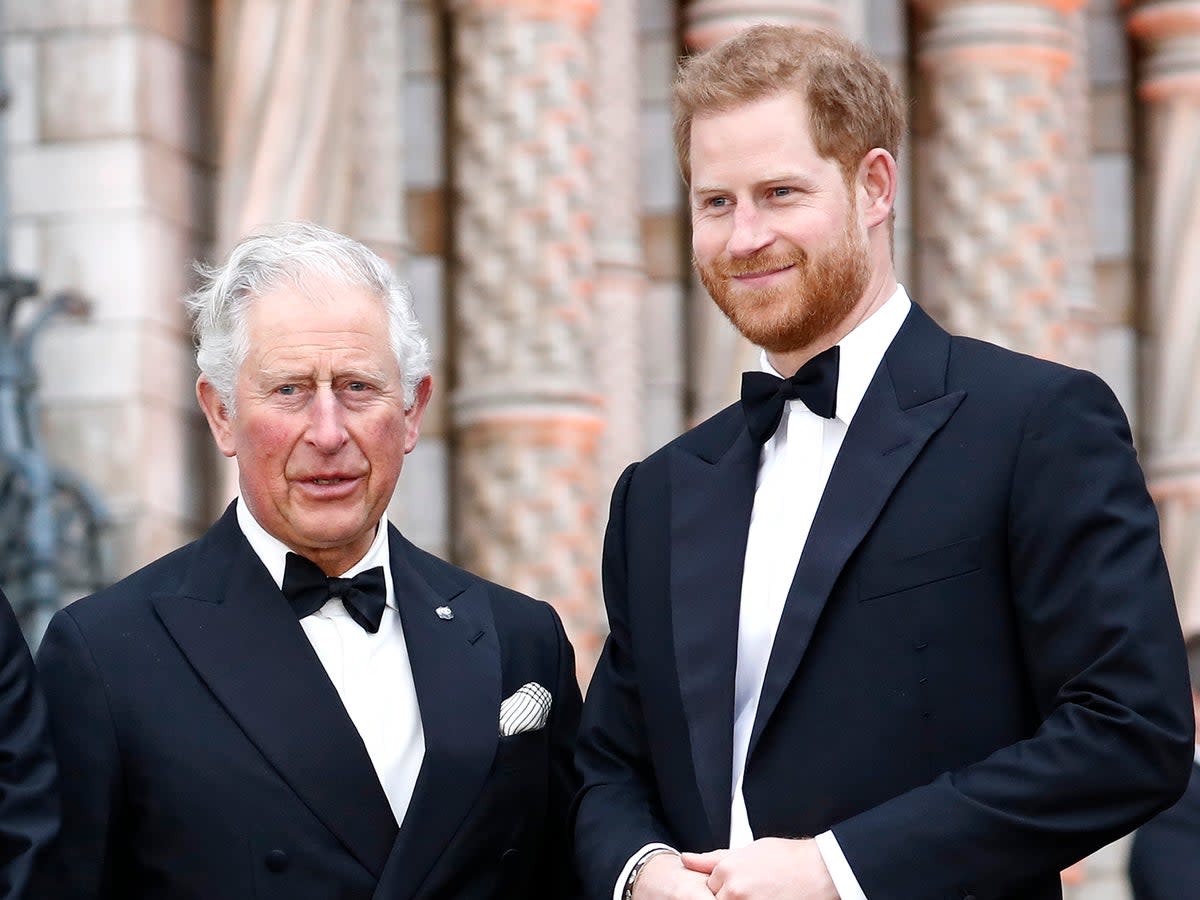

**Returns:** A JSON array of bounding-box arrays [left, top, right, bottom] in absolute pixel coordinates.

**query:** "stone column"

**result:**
[[6, 1, 213, 581], [913, 0, 1092, 365], [682, 1, 856, 421], [591, 0, 646, 495], [447, 0, 605, 672], [1128, 1, 1200, 634], [685, 0, 844, 48]]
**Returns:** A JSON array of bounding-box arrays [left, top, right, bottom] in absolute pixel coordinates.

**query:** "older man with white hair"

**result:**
[[33, 222, 581, 900]]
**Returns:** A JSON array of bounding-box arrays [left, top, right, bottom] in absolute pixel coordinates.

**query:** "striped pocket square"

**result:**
[[498, 682, 552, 736]]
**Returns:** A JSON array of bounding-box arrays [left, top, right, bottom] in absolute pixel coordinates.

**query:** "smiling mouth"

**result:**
[[734, 264, 794, 279], [310, 477, 355, 485]]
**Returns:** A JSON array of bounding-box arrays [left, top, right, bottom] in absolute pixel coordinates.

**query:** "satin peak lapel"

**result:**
[[152, 505, 398, 878], [375, 531, 500, 900], [748, 307, 965, 761], [670, 415, 760, 847]]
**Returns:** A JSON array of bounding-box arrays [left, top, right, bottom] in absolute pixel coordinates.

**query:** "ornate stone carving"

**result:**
[[914, 0, 1090, 365], [448, 0, 604, 667], [685, 0, 844, 49], [1128, 0, 1200, 634]]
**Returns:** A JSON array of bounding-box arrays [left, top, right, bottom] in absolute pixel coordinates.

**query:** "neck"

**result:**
[[766, 270, 897, 377]]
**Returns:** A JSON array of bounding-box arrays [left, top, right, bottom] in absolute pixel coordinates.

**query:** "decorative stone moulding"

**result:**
[[684, 0, 845, 50]]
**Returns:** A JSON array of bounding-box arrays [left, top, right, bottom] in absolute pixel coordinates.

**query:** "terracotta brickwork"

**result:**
[[447, 0, 605, 678], [913, 0, 1092, 365]]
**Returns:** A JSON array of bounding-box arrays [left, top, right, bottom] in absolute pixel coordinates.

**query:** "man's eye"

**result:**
[[709, 197, 730, 208], [771, 187, 793, 197], [346, 381, 370, 392], [277, 385, 297, 396]]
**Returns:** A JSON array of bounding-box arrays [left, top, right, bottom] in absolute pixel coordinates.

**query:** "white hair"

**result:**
[[185, 222, 431, 414]]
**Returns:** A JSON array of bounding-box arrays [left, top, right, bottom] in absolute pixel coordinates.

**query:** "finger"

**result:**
[[680, 849, 728, 874]]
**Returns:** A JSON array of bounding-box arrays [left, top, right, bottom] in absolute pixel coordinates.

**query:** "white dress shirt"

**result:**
[[615, 287, 911, 900], [236, 500, 425, 829]]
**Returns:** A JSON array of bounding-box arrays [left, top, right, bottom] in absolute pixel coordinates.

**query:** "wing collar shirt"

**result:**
[[614, 286, 911, 900], [236, 498, 425, 829]]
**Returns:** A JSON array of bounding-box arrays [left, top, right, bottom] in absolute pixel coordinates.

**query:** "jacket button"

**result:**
[[265, 849, 289, 873]]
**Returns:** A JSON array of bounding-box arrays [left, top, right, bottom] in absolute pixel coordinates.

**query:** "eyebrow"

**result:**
[[691, 173, 817, 195]]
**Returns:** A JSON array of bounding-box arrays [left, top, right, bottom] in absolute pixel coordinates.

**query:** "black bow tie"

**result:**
[[741, 345, 840, 444], [282, 553, 388, 634]]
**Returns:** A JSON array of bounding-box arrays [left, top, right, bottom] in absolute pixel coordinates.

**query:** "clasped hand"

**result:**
[[633, 837, 839, 900]]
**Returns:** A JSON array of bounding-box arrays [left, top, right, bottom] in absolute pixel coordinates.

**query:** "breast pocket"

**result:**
[[859, 537, 982, 601]]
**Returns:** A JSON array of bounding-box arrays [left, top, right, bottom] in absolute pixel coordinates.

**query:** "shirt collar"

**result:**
[[761, 284, 912, 427], [235, 498, 393, 604]]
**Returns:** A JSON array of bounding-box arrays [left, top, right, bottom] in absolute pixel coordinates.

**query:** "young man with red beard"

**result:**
[[573, 25, 1194, 900]]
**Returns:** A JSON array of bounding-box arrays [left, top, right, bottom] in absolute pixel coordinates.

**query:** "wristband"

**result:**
[[623, 848, 678, 900]]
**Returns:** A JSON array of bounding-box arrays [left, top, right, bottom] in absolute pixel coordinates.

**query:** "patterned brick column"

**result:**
[[683, 1, 854, 421], [1129, 1, 1200, 634], [447, 0, 605, 674], [913, 0, 1092, 364]]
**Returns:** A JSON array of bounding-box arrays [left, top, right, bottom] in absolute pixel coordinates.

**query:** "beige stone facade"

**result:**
[[4, 0, 1195, 893]]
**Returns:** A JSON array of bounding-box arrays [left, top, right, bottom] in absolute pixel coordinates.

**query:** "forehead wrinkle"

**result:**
[[252, 343, 396, 381]]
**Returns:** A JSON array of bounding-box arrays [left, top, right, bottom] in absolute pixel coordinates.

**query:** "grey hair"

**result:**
[[185, 222, 431, 414]]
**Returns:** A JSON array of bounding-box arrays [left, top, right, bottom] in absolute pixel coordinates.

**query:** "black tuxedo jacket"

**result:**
[[33, 504, 581, 899], [574, 303, 1194, 900], [0, 589, 57, 900], [1129, 759, 1200, 900]]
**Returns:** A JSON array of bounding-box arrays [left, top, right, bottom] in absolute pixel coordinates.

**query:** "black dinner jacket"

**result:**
[[0, 589, 58, 900], [574, 302, 1194, 900], [33, 503, 581, 900], [1129, 758, 1200, 900]]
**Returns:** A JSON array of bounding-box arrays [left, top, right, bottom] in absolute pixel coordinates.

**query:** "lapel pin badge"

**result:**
[[435, 606, 454, 621]]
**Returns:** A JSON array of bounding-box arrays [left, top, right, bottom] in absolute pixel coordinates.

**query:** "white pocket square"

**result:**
[[499, 682, 552, 736]]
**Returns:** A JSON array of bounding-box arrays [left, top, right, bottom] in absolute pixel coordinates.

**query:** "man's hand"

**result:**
[[632, 851, 717, 899], [681, 838, 839, 900]]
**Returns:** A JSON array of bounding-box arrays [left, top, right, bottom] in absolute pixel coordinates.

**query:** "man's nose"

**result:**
[[307, 387, 349, 451], [726, 203, 774, 258]]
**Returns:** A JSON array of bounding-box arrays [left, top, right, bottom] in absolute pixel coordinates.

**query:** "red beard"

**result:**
[[697, 217, 870, 353]]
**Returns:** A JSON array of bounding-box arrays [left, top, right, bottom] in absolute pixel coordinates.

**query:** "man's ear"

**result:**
[[197, 376, 237, 458], [402, 375, 434, 455], [857, 148, 897, 229]]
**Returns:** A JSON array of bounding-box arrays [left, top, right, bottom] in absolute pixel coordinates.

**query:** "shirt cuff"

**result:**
[[613, 843, 677, 900], [815, 830, 868, 900]]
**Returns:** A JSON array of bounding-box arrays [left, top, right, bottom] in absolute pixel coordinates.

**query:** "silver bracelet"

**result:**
[[623, 848, 679, 900]]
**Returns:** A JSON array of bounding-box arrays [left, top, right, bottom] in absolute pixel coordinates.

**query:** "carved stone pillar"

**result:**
[[913, 0, 1092, 364], [448, 0, 604, 669], [682, 0, 855, 421], [591, 0, 645, 495], [685, 0, 845, 45], [1128, 1, 1200, 634]]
